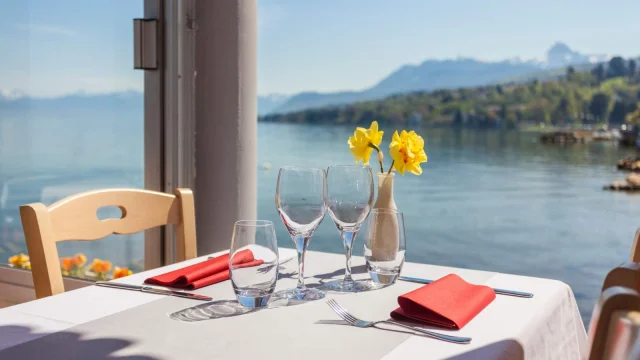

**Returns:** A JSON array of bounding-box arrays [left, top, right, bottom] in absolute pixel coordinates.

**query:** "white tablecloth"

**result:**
[[0, 249, 588, 359]]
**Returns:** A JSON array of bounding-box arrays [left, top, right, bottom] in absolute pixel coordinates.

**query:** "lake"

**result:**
[[257, 122, 640, 323]]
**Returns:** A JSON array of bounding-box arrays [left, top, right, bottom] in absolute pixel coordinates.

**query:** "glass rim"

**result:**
[[234, 220, 274, 227], [327, 164, 372, 168], [369, 208, 403, 215], [279, 166, 324, 171]]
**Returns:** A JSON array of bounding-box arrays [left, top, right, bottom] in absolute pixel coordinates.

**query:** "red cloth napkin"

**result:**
[[144, 249, 263, 290], [390, 274, 496, 329]]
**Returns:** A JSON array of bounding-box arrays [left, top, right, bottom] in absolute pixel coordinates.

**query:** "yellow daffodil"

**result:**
[[347, 121, 384, 167], [113, 267, 133, 279], [73, 253, 87, 267], [9, 253, 29, 267], [389, 130, 428, 175], [90, 258, 112, 274]]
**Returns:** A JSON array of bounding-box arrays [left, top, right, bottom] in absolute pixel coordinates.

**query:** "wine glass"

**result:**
[[229, 220, 279, 308], [325, 165, 374, 292], [275, 167, 327, 301]]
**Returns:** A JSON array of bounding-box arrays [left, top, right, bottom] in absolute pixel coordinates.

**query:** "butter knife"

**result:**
[[95, 281, 212, 301], [399, 276, 534, 298]]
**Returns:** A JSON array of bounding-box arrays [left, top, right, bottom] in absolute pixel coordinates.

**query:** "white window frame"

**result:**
[[159, 0, 197, 266]]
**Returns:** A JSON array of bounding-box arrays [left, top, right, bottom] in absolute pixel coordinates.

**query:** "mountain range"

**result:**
[[0, 43, 611, 116], [265, 42, 609, 115], [0, 91, 285, 117], [257, 94, 290, 115]]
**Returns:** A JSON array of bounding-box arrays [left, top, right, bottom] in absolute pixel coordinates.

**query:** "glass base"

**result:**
[[235, 289, 271, 309], [369, 271, 400, 286], [275, 287, 325, 302], [324, 279, 377, 292]]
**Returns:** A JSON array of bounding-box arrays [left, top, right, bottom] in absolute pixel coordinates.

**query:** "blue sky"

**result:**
[[0, 0, 142, 98], [1, 0, 639, 98]]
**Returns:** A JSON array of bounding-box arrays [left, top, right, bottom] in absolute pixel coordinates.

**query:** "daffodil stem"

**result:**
[[387, 161, 395, 174], [368, 143, 384, 173]]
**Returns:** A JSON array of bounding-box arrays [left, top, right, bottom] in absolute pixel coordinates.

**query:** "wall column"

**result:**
[[194, 0, 257, 254]]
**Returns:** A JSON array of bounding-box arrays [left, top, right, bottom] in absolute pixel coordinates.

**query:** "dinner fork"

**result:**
[[326, 299, 471, 344]]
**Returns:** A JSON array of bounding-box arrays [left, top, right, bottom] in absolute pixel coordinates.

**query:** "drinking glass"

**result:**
[[325, 165, 374, 292], [229, 220, 279, 308], [362, 209, 406, 285], [275, 167, 327, 301]]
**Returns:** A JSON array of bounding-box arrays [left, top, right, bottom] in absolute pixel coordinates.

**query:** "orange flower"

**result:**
[[113, 267, 133, 279], [61, 257, 74, 271], [90, 258, 112, 273], [73, 253, 87, 267]]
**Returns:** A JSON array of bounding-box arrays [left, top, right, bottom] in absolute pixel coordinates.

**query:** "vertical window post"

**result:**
[[142, 0, 164, 269], [194, 0, 258, 254]]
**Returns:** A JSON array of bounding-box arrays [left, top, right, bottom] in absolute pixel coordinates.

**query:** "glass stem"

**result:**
[[294, 235, 311, 291], [341, 230, 357, 284]]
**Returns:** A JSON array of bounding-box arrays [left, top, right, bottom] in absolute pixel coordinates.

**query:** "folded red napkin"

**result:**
[[144, 249, 263, 290], [390, 274, 495, 329]]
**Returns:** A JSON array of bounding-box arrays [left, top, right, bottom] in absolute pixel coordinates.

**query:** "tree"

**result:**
[[441, 90, 454, 103], [627, 104, 640, 124], [453, 108, 465, 127], [514, 86, 531, 102], [499, 104, 508, 120], [505, 111, 518, 129], [553, 95, 577, 124], [630, 59, 637, 78], [607, 56, 627, 78], [609, 101, 628, 124], [589, 92, 611, 122], [567, 66, 576, 80], [527, 102, 551, 124], [592, 64, 605, 83]]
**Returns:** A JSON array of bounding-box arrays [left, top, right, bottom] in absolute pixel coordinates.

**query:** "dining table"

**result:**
[[0, 248, 588, 359]]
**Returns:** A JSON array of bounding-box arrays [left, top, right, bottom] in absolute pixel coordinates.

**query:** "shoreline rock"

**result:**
[[604, 173, 640, 192], [617, 158, 640, 172]]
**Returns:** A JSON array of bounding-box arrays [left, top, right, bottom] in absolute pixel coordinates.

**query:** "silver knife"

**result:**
[[95, 281, 212, 301], [399, 276, 534, 298]]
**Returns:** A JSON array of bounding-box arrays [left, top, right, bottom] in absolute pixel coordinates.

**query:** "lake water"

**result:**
[[257, 122, 640, 323]]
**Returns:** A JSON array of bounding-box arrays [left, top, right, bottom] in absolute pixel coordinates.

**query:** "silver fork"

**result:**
[[326, 299, 471, 344]]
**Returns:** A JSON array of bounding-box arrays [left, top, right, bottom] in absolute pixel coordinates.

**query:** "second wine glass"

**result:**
[[325, 165, 374, 292], [275, 166, 327, 301]]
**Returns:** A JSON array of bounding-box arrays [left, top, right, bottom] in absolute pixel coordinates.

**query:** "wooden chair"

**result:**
[[586, 230, 640, 359], [601, 229, 640, 293], [587, 286, 640, 360], [20, 188, 197, 299]]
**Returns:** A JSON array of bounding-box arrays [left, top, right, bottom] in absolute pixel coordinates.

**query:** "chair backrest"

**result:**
[[602, 229, 640, 293], [588, 286, 640, 360], [631, 229, 640, 263], [20, 188, 197, 299]]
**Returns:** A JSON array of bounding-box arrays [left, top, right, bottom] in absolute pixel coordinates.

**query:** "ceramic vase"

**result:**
[[370, 173, 399, 261]]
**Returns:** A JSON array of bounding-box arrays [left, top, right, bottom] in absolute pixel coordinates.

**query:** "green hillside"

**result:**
[[261, 57, 640, 130]]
